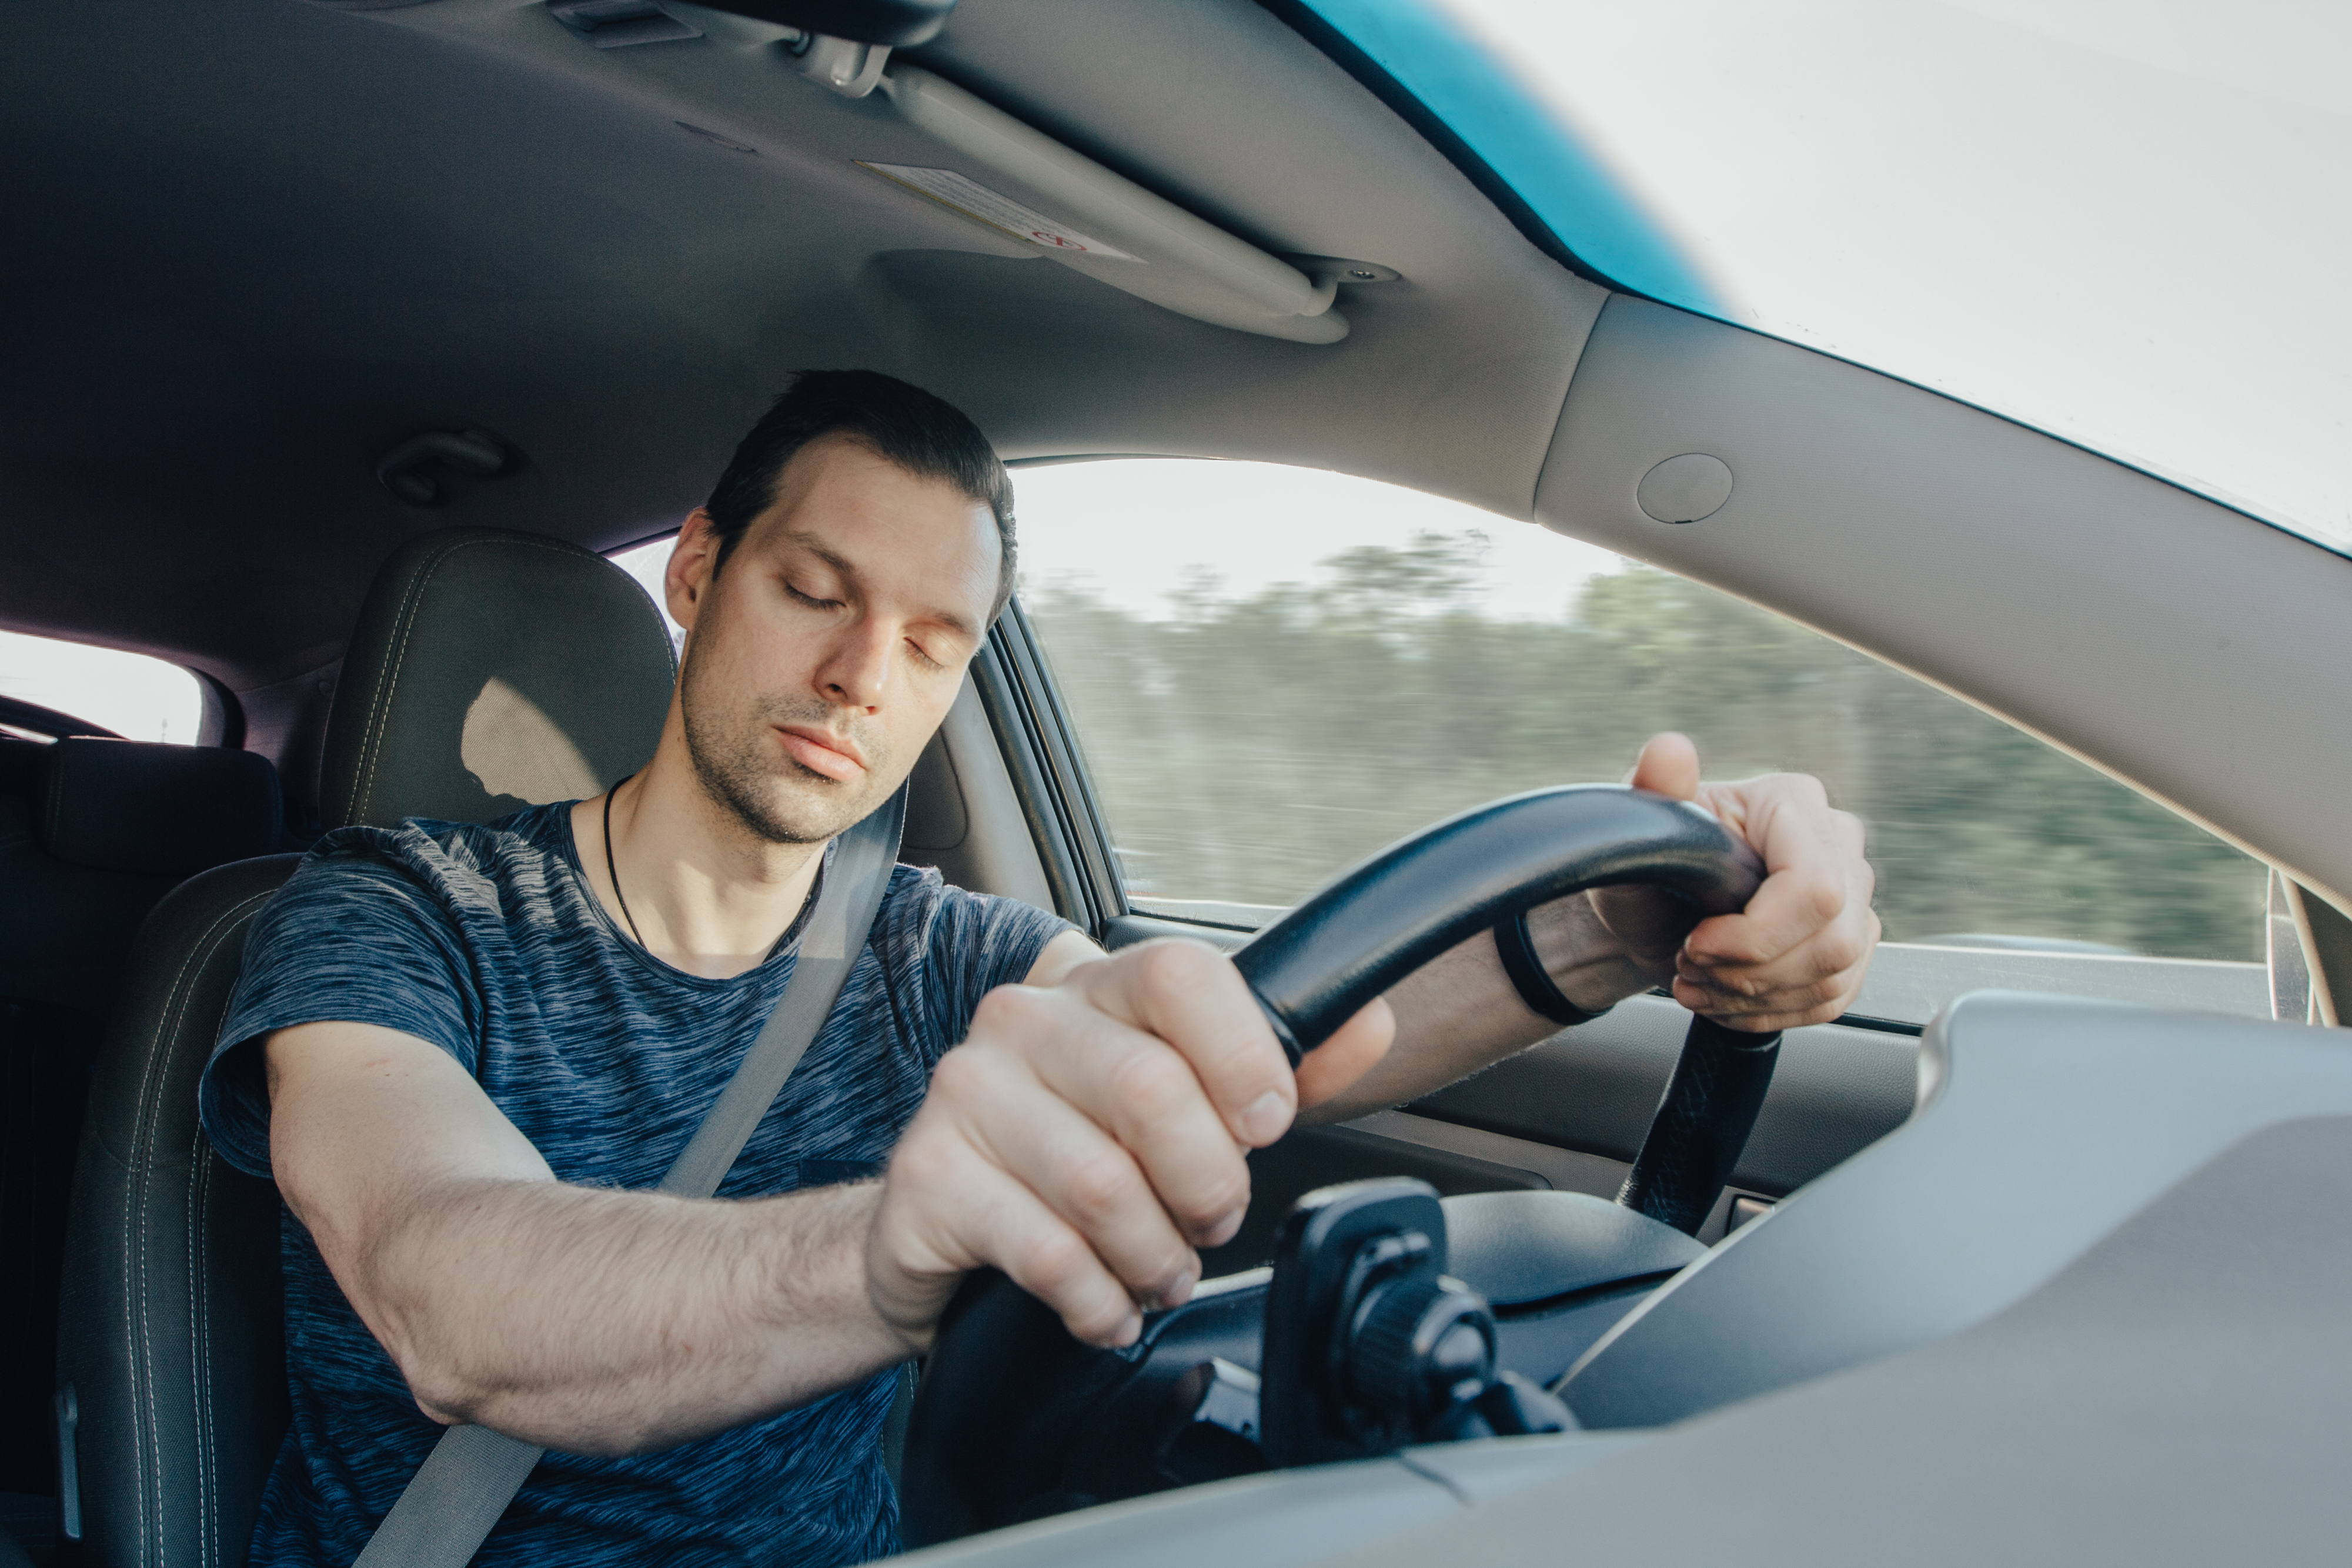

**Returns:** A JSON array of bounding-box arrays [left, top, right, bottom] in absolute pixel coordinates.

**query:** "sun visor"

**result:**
[[867, 65, 1349, 345]]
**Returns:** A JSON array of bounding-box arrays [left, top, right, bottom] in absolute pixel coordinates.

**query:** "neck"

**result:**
[[577, 735, 828, 982]]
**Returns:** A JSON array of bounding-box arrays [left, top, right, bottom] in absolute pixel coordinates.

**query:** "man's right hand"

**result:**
[[867, 935, 1394, 1350]]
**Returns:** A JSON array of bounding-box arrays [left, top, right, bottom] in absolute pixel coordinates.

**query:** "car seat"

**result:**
[[0, 737, 283, 1553], [54, 528, 676, 1568]]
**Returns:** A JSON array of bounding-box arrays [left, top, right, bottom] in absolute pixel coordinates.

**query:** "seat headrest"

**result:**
[[0, 735, 45, 798], [320, 528, 677, 830], [38, 737, 283, 877]]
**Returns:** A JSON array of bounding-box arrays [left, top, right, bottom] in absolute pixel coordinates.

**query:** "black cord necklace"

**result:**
[[602, 778, 649, 948]]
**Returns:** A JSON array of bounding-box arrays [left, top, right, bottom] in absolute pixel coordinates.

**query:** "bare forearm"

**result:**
[[349, 1175, 907, 1454], [1301, 892, 1667, 1124]]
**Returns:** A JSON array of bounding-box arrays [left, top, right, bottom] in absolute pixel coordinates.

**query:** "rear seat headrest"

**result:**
[[0, 735, 46, 798], [38, 737, 282, 877], [319, 528, 676, 830]]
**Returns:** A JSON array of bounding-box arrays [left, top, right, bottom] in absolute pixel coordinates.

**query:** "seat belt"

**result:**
[[352, 786, 908, 1568]]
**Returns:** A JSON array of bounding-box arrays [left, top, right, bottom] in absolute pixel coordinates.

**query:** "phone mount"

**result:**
[[1260, 1178, 1572, 1466]]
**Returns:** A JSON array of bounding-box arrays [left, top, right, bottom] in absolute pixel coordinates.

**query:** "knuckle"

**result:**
[[961, 994, 1016, 1050], [1013, 1226, 1090, 1295], [1798, 974, 1840, 1008], [1130, 939, 1210, 999], [970, 982, 1046, 1035], [1134, 941, 1235, 1027], [1799, 870, 1846, 922], [1109, 1047, 1197, 1126], [1061, 1149, 1138, 1224], [967, 985, 1015, 1029], [1710, 932, 1762, 965], [886, 1125, 956, 1189], [1180, 1166, 1251, 1235], [1758, 771, 1828, 809], [925, 1047, 991, 1103], [399, 1360, 469, 1423]]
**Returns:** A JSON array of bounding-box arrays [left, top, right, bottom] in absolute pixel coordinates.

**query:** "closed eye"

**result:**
[[785, 582, 843, 611]]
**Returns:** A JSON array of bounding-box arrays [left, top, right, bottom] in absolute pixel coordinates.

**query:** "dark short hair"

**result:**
[[703, 369, 1017, 621]]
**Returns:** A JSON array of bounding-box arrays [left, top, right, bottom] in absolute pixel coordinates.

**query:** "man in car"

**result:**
[[197, 370, 1878, 1566]]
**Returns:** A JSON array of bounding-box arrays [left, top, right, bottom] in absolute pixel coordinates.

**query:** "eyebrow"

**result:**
[[781, 529, 981, 643]]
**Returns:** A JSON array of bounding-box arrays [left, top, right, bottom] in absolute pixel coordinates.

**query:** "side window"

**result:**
[[0, 630, 202, 743], [1014, 459, 2267, 1020]]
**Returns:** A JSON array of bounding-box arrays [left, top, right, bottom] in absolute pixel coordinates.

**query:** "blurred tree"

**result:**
[[1026, 549, 2261, 960]]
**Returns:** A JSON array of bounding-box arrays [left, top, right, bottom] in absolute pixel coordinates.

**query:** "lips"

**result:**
[[775, 724, 867, 783]]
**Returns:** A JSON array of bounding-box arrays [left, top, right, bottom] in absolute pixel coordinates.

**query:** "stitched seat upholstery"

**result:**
[[0, 737, 283, 1517], [56, 529, 676, 1568]]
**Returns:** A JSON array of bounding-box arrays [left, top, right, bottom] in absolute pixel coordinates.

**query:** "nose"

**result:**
[[814, 615, 894, 712]]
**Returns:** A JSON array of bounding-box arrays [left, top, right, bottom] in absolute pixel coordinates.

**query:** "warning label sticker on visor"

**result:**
[[857, 163, 1144, 263]]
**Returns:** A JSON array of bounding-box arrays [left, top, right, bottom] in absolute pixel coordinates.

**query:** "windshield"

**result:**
[[1304, 0, 2352, 557]]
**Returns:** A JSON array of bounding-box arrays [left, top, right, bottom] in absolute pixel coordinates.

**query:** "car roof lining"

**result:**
[[0, 0, 1601, 692]]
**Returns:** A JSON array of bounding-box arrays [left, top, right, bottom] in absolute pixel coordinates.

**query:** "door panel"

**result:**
[[1406, 995, 1917, 1198]]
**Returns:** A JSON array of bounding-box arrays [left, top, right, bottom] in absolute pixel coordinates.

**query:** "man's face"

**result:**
[[665, 434, 1001, 844]]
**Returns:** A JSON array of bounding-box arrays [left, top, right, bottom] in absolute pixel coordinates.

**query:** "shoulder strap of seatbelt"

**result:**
[[350, 785, 908, 1568]]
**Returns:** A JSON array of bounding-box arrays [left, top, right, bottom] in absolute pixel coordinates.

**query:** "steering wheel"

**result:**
[[901, 785, 1775, 1544]]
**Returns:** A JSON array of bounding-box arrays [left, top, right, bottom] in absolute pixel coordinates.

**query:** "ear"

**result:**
[[667, 509, 723, 634]]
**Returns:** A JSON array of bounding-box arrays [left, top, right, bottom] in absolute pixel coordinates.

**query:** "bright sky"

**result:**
[[1445, 0, 2352, 551], [1007, 459, 1621, 619], [610, 460, 1627, 627], [0, 630, 201, 743], [612, 541, 686, 646]]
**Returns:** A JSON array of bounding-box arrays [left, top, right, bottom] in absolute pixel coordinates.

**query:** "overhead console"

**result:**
[[355, 0, 1382, 342], [860, 63, 1366, 343], [700, 0, 1376, 339]]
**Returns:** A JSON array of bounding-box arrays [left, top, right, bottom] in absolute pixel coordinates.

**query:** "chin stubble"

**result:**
[[679, 642, 888, 846]]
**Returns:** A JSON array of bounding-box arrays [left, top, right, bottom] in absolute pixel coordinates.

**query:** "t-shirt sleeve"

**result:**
[[904, 870, 1076, 1052], [199, 848, 485, 1179]]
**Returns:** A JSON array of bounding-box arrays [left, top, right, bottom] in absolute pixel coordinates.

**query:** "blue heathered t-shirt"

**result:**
[[197, 800, 1072, 1568]]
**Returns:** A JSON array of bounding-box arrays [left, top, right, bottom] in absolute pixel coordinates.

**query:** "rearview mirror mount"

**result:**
[[694, 0, 955, 47]]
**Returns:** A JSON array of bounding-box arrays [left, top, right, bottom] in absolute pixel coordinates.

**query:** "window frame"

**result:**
[[991, 464, 2275, 1032], [973, 602, 1127, 934]]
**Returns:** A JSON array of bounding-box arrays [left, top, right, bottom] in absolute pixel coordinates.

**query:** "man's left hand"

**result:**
[[1593, 732, 1880, 1032]]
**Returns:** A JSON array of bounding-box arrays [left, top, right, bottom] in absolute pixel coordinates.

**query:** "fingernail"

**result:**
[[1111, 1312, 1142, 1347], [1159, 1266, 1200, 1310], [1238, 1090, 1289, 1145]]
